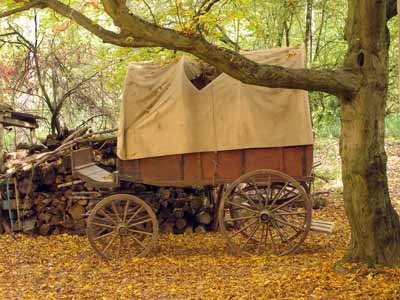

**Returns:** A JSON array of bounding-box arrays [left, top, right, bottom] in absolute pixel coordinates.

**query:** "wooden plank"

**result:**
[[310, 219, 335, 234], [127, 145, 314, 186], [0, 117, 38, 129]]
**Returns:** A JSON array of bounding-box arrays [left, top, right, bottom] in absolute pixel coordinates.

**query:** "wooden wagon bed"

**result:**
[[118, 145, 313, 187]]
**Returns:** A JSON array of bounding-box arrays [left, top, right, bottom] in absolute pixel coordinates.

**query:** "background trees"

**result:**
[[1, 1, 398, 138]]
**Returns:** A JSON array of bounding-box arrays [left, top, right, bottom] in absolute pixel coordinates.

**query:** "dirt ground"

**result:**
[[0, 141, 400, 300]]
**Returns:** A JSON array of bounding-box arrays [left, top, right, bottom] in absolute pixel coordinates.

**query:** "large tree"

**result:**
[[1, 0, 400, 267]]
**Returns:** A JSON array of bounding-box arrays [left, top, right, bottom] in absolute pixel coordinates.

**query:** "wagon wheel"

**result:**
[[219, 169, 311, 256], [87, 194, 159, 260]]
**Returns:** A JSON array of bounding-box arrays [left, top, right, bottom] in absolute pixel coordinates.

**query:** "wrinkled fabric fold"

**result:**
[[118, 46, 313, 160]]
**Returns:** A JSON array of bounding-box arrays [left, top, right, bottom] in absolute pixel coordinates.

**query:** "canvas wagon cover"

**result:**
[[117, 46, 313, 160]]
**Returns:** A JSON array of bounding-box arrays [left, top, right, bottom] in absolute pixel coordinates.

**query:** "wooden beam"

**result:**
[[0, 117, 38, 129]]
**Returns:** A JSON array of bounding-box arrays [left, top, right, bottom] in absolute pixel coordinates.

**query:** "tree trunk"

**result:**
[[50, 111, 61, 137], [305, 0, 313, 63], [339, 0, 400, 267]]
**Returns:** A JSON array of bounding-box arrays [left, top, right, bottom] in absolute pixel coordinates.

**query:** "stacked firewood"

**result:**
[[0, 130, 216, 235], [153, 187, 215, 234]]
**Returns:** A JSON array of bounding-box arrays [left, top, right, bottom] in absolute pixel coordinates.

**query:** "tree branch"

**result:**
[[216, 25, 240, 50], [0, 1, 157, 48], [196, 0, 221, 17], [101, 0, 361, 97], [1, 0, 361, 97], [0, 1, 45, 18]]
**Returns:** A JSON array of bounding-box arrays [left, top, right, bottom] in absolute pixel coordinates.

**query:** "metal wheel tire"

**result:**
[[87, 194, 159, 260], [218, 169, 312, 256]]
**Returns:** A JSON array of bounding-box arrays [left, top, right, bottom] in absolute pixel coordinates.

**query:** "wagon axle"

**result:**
[[259, 210, 272, 223], [116, 224, 129, 236]]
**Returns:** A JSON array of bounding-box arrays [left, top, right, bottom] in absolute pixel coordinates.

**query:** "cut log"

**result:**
[[173, 208, 184, 219], [40, 165, 57, 185], [184, 225, 193, 235], [161, 222, 174, 233], [190, 196, 203, 211], [37, 212, 51, 223], [18, 178, 33, 195], [77, 199, 88, 206], [175, 218, 187, 230], [194, 225, 207, 233], [38, 223, 51, 235], [159, 188, 171, 200], [22, 217, 37, 232], [68, 205, 85, 220], [196, 211, 211, 225]]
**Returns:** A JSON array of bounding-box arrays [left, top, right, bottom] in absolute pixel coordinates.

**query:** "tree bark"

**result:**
[[339, 0, 400, 267], [305, 0, 313, 63]]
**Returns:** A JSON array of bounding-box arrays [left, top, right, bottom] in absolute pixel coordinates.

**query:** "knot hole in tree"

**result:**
[[357, 50, 365, 67]]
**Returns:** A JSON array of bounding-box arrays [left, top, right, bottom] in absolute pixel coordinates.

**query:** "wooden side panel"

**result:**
[[215, 150, 242, 179], [140, 155, 181, 183], [201, 152, 217, 181], [117, 145, 313, 186], [283, 147, 304, 178], [183, 153, 202, 182], [117, 159, 140, 181], [244, 148, 283, 174], [71, 148, 93, 170]]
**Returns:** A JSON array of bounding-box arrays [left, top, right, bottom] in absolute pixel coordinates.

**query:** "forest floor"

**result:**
[[0, 139, 400, 300]]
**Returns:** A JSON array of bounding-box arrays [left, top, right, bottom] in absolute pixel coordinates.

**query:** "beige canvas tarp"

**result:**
[[117, 45, 313, 160]]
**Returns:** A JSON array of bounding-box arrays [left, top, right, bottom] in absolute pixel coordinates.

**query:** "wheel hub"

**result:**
[[259, 210, 272, 223], [117, 224, 129, 236]]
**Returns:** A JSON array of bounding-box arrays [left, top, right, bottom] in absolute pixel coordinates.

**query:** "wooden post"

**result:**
[[30, 128, 37, 145]]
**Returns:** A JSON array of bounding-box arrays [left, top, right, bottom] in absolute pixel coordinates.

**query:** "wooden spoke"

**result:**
[[257, 224, 267, 255], [272, 220, 290, 244], [98, 208, 117, 225], [227, 200, 258, 213], [248, 178, 266, 205], [234, 187, 259, 209], [230, 219, 259, 238], [127, 228, 153, 236], [241, 223, 260, 248], [268, 223, 277, 253], [117, 236, 123, 259], [111, 202, 122, 222], [126, 239, 132, 259], [131, 235, 146, 249], [281, 186, 298, 199], [94, 230, 115, 241], [264, 175, 272, 208], [275, 211, 306, 217], [270, 182, 289, 208], [128, 218, 151, 228], [102, 233, 117, 254], [87, 194, 159, 260], [95, 227, 109, 237], [90, 222, 115, 229], [123, 200, 130, 222], [273, 217, 304, 231], [224, 214, 258, 223], [126, 206, 144, 225], [92, 216, 115, 226], [264, 223, 270, 249], [271, 194, 302, 212]]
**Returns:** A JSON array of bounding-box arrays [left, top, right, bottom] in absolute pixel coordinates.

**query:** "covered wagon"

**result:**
[[72, 45, 331, 260]]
